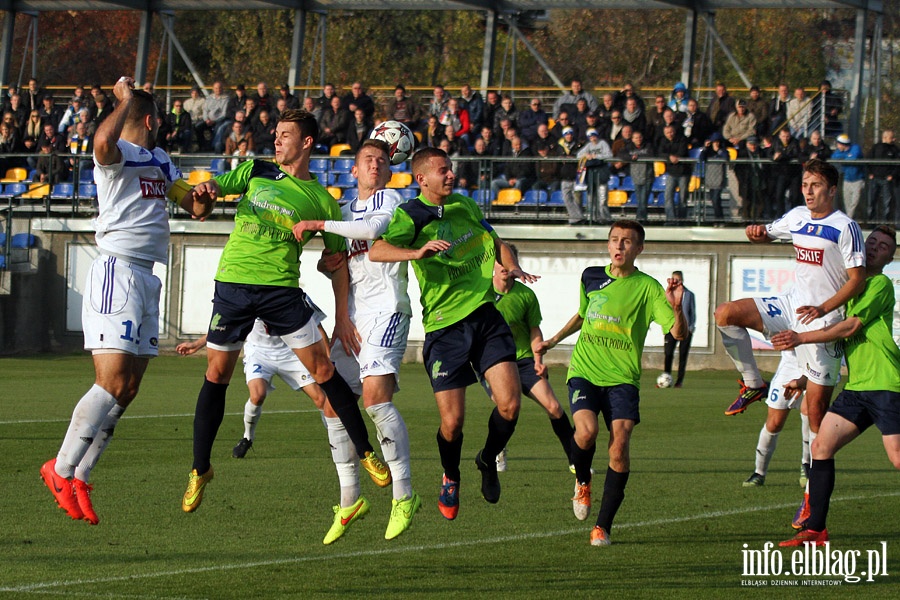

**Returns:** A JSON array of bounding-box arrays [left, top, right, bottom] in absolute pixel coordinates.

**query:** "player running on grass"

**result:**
[[369, 147, 537, 520], [181, 109, 389, 514], [772, 225, 899, 546], [536, 220, 686, 546], [714, 159, 865, 447], [293, 139, 420, 542], [479, 250, 574, 473], [39, 76, 215, 525]]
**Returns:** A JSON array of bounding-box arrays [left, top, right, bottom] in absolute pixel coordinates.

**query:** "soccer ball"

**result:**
[[656, 372, 673, 389], [369, 120, 416, 165]]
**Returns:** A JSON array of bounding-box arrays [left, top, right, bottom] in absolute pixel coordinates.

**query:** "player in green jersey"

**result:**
[[536, 220, 687, 546], [482, 247, 574, 472], [181, 109, 388, 514], [369, 147, 538, 520], [772, 225, 899, 547]]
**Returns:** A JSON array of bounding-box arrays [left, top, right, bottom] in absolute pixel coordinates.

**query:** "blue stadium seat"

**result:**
[[79, 183, 98, 199], [548, 190, 565, 205], [0, 254, 6, 269], [390, 162, 411, 173], [309, 158, 329, 173], [341, 188, 357, 201], [51, 183, 74, 199], [607, 176, 619, 190], [210, 158, 226, 175], [472, 189, 494, 203], [652, 175, 667, 192], [11, 233, 36, 248], [331, 158, 354, 173], [1, 183, 27, 198], [619, 176, 634, 191], [399, 188, 419, 200], [79, 169, 95, 183], [333, 172, 358, 188], [520, 190, 545, 205], [451, 187, 470, 197]]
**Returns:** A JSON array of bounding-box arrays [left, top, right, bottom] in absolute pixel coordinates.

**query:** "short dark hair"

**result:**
[[672, 270, 684, 278], [872, 224, 897, 248], [803, 158, 839, 189], [278, 108, 319, 141], [610, 219, 645, 245], [411, 147, 448, 177], [127, 89, 158, 123], [395, 84, 406, 93], [356, 138, 389, 162]]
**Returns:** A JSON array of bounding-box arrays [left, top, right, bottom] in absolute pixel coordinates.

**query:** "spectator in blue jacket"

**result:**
[[832, 134, 865, 219]]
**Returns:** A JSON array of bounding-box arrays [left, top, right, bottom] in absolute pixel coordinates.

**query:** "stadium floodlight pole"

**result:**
[[504, 19, 565, 91], [157, 12, 208, 97], [701, 13, 752, 89]]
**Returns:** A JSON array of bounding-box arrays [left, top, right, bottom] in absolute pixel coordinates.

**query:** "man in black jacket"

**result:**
[[868, 129, 899, 223], [656, 125, 690, 222]]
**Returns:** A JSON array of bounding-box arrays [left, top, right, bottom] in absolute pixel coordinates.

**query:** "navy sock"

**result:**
[[192, 378, 228, 473], [550, 414, 575, 462], [482, 407, 517, 463], [320, 372, 372, 459], [806, 458, 835, 532], [437, 429, 463, 482], [570, 438, 595, 485], [596, 467, 630, 533]]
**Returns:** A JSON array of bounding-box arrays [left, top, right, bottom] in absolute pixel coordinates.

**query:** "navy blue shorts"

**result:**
[[206, 281, 316, 347], [828, 389, 900, 436], [567, 377, 641, 430], [479, 357, 543, 397], [423, 303, 517, 393]]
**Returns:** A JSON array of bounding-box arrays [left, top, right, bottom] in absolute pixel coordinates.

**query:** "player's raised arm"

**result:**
[[496, 239, 539, 284], [771, 316, 864, 350], [666, 277, 688, 340], [745, 224, 771, 244], [93, 76, 136, 166], [168, 179, 218, 220], [369, 238, 450, 262]]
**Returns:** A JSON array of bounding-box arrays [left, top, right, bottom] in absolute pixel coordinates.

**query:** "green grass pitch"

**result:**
[[1, 355, 898, 598]]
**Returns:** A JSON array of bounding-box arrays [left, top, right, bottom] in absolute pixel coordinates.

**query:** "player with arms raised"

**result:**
[[40, 76, 214, 525]]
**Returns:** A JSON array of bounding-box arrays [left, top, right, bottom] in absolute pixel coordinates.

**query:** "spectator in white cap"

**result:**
[[557, 125, 585, 224], [832, 133, 864, 219]]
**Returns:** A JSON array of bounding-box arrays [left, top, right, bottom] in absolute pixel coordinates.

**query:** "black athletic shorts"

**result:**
[[206, 281, 316, 347], [423, 303, 517, 393], [828, 389, 900, 436], [566, 377, 641, 429]]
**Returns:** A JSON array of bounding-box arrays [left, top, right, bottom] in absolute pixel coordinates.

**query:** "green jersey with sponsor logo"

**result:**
[[381, 193, 497, 332], [214, 160, 345, 287], [843, 274, 900, 392], [494, 280, 541, 360], [568, 265, 674, 389]]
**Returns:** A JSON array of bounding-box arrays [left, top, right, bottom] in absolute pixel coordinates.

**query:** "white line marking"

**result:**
[[4, 490, 898, 595]]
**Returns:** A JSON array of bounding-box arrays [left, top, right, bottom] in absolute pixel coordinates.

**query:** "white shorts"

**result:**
[[243, 345, 316, 392], [82, 255, 161, 357], [765, 351, 803, 411], [752, 294, 842, 387], [331, 311, 409, 396]]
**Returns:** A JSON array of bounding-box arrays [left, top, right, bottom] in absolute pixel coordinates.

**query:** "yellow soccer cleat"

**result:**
[[385, 492, 421, 540], [361, 451, 392, 487], [323, 496, 370, 545], [182, 467, 214, 513]]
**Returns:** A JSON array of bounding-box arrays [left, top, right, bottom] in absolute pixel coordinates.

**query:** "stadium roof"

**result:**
[[0, 0, 885, 12]]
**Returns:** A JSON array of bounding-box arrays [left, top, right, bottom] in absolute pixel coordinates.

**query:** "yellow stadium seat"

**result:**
[[223, 194, 242, 202], [653, 162, 666, 177], [386, 172, 413, 189], [727, 147, 738, 160], [21, 183, 50, 199], [187, 170, 213, 186], [326, 186, 342, 200], [329, 144, 352, 157], [492, 188, 522, 206], [414, 131, 423, 143], [689, 175, 702, 193], [547, 117, 556, 130], [607, 190, 628, 207], [1, 168, 28, 183]]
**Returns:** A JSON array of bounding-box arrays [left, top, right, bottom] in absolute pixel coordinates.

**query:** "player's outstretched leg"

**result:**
[[436, 430, 462, 520], [233, 399, 261, 458], [184, 378, 228, 512], [323, 415, 368, 544], [366, 402, 418, 539], [70, 402, 126, 524]]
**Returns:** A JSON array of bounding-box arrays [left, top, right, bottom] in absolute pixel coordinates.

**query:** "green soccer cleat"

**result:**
[[385, 492, 421, 540], [743, 472, 765, 487], [323, 496, 370, 545], [361, 451, 392, 488], [182, 467, 214, 513]]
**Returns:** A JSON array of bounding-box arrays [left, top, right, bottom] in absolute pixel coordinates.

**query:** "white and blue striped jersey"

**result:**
[[92, 140, 181, 264], [766, 206, 865, 311], [324, 188, 411, 317]]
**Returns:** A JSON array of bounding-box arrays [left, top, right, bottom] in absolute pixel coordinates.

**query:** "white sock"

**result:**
[[74, 403, 126, 482], [754, 426, 779, 476], [717, 325, 764, 388], [800, 413, 811, 465], [56, 384, 118, 478], [324, 416, 359, 507], [244, 400, 263, 441], [366, 402, 413, 500]]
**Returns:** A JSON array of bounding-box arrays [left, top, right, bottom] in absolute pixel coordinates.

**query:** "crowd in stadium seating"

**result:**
[[1, 77, 898, 224]]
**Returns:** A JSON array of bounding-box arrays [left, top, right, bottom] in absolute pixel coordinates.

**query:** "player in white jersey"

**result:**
[[40, 76, 215, 525], [741, 351, 811, 487], [176, 301, 329, 459], [293, 139, 419, 543], [715, 159, 865, 450]]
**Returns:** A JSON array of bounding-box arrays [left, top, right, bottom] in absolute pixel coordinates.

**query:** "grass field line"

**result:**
[[5, 490, 899, 596], [0, 409, 317, 426]]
